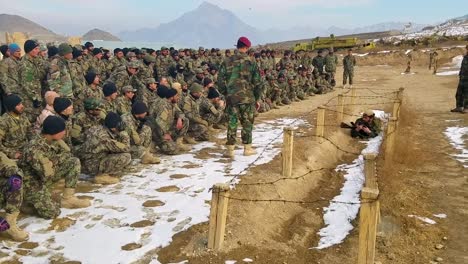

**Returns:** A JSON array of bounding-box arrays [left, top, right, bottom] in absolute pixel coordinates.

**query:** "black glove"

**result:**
[[117, 121, 125, 132], [33, 99, 42, 108]]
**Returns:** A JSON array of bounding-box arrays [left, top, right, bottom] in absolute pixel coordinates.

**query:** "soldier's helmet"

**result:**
[[127, 61, 140, 69]]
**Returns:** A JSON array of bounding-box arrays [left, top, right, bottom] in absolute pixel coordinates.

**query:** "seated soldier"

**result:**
[[101, 82, 119, 115], [0, 95, 33, 160], [136, 78, 159, 111], [149, 86, 191, 155], [71, 98, 105, 147], [34, 91, 60, 133], [183, 83, 209, 141], [83, 71, 104, 100], [277, 74, 291, 105], [115, 85, 137, 115], [0, 151, 29, 241], [351, 110, 381, 139], [19, 116, 91, 219], [121, 101, 160, 164], [79, 112, 132, 184], [200, 88, 226, 129], [53, 97, 74, 145]]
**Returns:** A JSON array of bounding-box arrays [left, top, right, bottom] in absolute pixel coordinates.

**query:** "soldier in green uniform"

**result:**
[[79, 112, 132, 184], [324, 48, 338, 87], [115, 85, 136, 115], [183, 83, 209, 141], [138, 54, 156, 81], [71, 98, 104, 147], [106, 48, 126, 74], [101, 82, 119, 115], [136, 78, 159, 112], [343, 49, 356, 88], [0, 43, 21, 96], [69, 48, 88, 112], [19, 40, 43, 122], [20, 116, 91, 219], [0, 151, 28, 241], [106, 61, 143, 94], [217, 37, 263, 158], [83, 71, 104, 100], [48, 43, 74, 99], [88, 48, 107, 80], [121, 102, 160, 164], [312, 50, 325, 74], [451, 45, 468, 113], [200, 87, 226, 128], [0, 95, 32, 160]]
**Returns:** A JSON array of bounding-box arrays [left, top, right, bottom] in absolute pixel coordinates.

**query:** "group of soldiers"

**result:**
[[0, 37, 357, 242]]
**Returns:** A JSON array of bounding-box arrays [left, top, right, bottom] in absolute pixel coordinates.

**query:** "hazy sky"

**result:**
[[0, 0, 465, 35]]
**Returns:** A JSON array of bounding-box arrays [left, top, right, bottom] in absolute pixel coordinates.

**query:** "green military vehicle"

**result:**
[[293, 34, 375, 52]]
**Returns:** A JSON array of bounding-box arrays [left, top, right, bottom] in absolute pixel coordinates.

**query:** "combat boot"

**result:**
[[4, 212, 29, 241], [272, 102, 280, 109], [176, 138, 191, 151], [141, 152, 161, 164], [94, 174, 120, 185], [277, 101, 285, 106], [183, 136, 197, 144], [61, 188, 91, 209], [223, 145, 235, 158], [243, 144, 256, 156], [450, 107, 463, 113]]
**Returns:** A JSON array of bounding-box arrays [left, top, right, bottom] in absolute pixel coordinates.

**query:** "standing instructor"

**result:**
[[217, 37, 263, 158]]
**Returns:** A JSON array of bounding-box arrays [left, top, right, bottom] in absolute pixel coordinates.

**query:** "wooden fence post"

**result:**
[[385, 117, 398, 159], [357, 187, 380, 264], [208, 183, 230, 250], [392, 99, 401, 119], [316, 106, 325, 138], [397, 87, 405, 101], [282, 127, 294, 177], [363, 153, 377, 189], [337, 94, 344, 124]]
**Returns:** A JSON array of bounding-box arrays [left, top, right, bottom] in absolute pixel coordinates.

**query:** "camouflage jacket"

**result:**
[[121, 113, 151, 146], [0, 113, 32, 159], [312, 56, 325, 72], [19, 54, 43, 102], [150, 99, 182, 136], [199, 96, 224, 124], [0, 57, 21, 95], [115, 96, 133, 116], [156, 55, 172, 78], [324, 54, 338, 72], [460, 54, 468, 80], [68, 59, 87, 100], [48, 57, 74, 98], [107, 68, 142, 93], [100, 98, 117, 115], [88, 57, 107, 78], [71, 111, 104, 145], [138, 63, 154, 82], [80, 125, 130, 158], [183, 94, 205, 125], [83, 84, 104, 100], [343, 55, 356, 71], [136, 87, 159, 111], [297, 75, 312, 89], [106, 57, 127, 74], [0, 151, 22, 178], [217, 52, 263, 105]]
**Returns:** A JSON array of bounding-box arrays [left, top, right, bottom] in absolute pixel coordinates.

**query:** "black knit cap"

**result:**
[[24, 40, 39, 54], [114, 48, 122, 54], [42, 116, 66, 135], [0, 44, 8, 56], [157, 85, 169, 98], [166, 88, 178, 99], [53, 97, 72, 113], [131, 101, 148, 115], [92, 48, 102, 56], [207, 88, 220, 99], [104, 112, 122, 129], [4, 94, 22, 112], [103, 82, 117, 97], [48, 46, 59, 58], [85, 71, 97, 85], [84, 42, 94, 49], [72, 47, 82, 59], [203, 78, 213, 87]]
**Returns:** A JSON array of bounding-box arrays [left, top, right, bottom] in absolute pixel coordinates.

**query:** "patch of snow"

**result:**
[[433, 213, 447, 219], [405, 49, 412, 55], [377, 50, 391, 54], [445, 119, 461, 122], [436, 55, 463, 76], [408, 215, 436, 225], [400, 72, 416, 75], [243, 258, 254, 262], [444, 126, 468, 167], [314, 111, 387, 249], [0, 118, 306, 264], [225, 261, 237, 264], [436, 71, 460, 76], [355, 53, 369, 57]]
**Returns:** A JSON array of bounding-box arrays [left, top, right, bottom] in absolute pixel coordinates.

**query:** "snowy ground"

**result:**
[[0, 118, 306, 264], [315, 110, 387, 249], [444, 126, 468, 167], [436, 55, 463, 76]]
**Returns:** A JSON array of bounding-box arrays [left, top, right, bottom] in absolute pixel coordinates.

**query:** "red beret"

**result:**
[[236, 36, 251, 48]]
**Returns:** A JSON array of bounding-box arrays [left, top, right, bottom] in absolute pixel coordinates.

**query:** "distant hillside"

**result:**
[[0, 13, 64, 42], [83, 28, 121, 41]]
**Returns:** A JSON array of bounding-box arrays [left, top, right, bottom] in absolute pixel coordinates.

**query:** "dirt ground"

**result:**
[[156, 50, 467, 264]]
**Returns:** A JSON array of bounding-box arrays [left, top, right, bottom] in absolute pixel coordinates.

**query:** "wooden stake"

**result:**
[[282, 127, 294, 177], [316, 106, 325, 138], [337, 94, 344, 124], [357, 187, 380, 264], [363, 153, 377, 189], [397, 87, 405, 101], [385, 117, 398, 159], [392, 100, 401, 119], [208, 183, 230, 250]]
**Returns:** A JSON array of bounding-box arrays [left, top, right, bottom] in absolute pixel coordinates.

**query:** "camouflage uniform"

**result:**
[[199, 96, 225, 126], [106, 57, 126, 74], [83, 84, 104, 101], [0, 112, 32, 159], [79, 125, 132, 175], [71, 111, 104, 146], [0, 57, 21, 95], [149, 99, 189, 155], [455, 53, 468, 109], [217, 52, 263, 145], [121, 113, 152, 159], [48, 57, 74, 99], [0, 152, 23, 213], [183, 94, 209, 141], [156, 55, 172, 79], [19, 135, 80, 219], [19, 54, 43, 122], [68, 59, 87, 112], [312, 55, 325, 74], [324, 53, 338, 86], [115, 96, 133, 116], [107, 67, 144, 93], [88, 57, 107, 79], [101, 98, 117, 115], [136, 86, 159, 112], [343, 54, 356, 85]]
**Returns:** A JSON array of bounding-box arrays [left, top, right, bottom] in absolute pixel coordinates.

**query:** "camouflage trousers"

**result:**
[[24, 155, 80, 219], [226, 103, 255, 145], [455, 79, 468, 108], [343, 70, 354, 85], [188, 123, 209, 141], [130, 126, 152, 159], [155, 117, 189, 155], [82, 153, 132, 176], [0, 177, 23, 214], [271, 89, 282, 104], [203, 112, 225, 126], [296, 87, 305, 100]]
